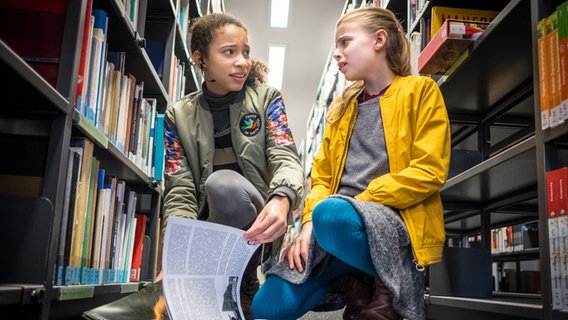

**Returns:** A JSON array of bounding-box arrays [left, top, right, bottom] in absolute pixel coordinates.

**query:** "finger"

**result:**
[[300, 237, 310, 262], [293, 245, 304, 273], [243, 215, 270, 239], [247, 220, 286, 243], [287, 244, 296, 269]]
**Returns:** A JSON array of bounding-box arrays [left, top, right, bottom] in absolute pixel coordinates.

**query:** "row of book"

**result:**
[[537, 1, 568, 130], [490, 221, 539, 255], [75, 5, 163, 178], [546, 166, 568, 310], [55, 137, 149, 286]]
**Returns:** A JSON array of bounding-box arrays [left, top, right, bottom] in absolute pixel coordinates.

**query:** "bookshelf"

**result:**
[[0, 0, 207, 318], [304, 0, 568, 319]]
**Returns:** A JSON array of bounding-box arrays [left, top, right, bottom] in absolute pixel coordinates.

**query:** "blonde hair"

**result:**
[[327, 7, 411, 123]]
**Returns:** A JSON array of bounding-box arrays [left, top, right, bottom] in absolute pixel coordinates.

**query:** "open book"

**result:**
[[83, 217, 260, 320]]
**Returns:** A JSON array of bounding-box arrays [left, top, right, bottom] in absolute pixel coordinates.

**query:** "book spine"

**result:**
[[548, 12, 562, 128], [538, 18, 551, 130], [547, 168, 565, 309], [559, 2, 568, 124]]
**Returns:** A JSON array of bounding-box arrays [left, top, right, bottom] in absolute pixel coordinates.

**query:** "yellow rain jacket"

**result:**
[[303, 75, 451, 266]]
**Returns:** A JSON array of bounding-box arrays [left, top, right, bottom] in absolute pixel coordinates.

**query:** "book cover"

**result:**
[[146, 98, 157, 177], [75, 0, 94, 111], [103, 175, 118, 282], [143, 98, 157, 173], [558, 2, 568, 124], [68, 137, 95, 284], [430, 6, 499, 40], [538, 17, 551, 130], [59, 150, 81, 286], [418, 19, 490, 75], [547, 11, 562, 128], [115, 74, 133, 153], [90, 169, 106, 276], [555, 167, 568, 307], [153, 114, 165, 181], [100, 61, 116, 137], [547, 168, 565, 309], [81, 157, 99, 284], [129, 81, 145, 162], [124, 74, 137, 157], [130, 214, 147, 282], [92, 9, 109, 127], [146, 40, 166, 80], [108, 179, 126, 283], [96, 185, 112, 284]]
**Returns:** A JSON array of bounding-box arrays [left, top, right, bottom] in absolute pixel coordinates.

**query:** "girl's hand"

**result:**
[[244, 195, 289, 244], [281, 221, 312, 273]]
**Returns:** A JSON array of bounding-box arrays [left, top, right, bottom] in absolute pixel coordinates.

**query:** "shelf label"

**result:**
[[58, 286, 95, 301], [120, 283, 139, 294]]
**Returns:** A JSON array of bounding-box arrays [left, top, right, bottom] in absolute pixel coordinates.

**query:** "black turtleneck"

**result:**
[[202, 83, 242, 173], [202, 83, 239, 133]]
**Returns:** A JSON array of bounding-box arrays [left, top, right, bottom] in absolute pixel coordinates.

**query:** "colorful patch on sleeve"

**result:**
[[164, 120, 183, 175], [240, 113, 262, 136], [267, 97, 294, 145]]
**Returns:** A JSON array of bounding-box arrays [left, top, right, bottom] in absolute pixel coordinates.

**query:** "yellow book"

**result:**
[[538, 18, 551, 129], [547, 11, 562, 127], [430, 6, 499, 40], [69, 137, 95, 280]]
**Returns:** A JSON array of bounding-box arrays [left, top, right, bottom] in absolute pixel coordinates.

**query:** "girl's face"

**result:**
[[202, 24, 251, 95], [333, 21, 380, 81]]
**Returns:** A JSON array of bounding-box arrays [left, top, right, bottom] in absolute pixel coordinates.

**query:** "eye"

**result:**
[[224, 49, 234, 55], [243, 49, 250, 57]]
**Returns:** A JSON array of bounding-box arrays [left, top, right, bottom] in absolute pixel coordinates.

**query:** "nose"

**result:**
[[333, 48, 341, 61], [235, 54, 248, 66]]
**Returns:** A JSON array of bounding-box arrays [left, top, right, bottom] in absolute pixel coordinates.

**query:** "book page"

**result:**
[[163, 216, 260, 320]]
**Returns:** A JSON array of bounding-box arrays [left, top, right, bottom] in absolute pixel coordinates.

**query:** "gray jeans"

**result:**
[[204, 169, 264, 229]]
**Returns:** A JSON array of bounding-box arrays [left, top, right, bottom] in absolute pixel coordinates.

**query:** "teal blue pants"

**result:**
[[251, 197, 378, 320]]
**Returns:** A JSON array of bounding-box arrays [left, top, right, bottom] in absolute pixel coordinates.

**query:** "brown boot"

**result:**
[[337, 271, 373, 320], [359, 278, 402, 320]]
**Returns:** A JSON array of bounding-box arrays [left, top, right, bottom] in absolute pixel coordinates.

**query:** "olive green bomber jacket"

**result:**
[[163, 84, 305, 230], [303, 75, 451, 266]]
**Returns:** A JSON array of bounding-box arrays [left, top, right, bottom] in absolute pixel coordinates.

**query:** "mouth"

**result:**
[[231, 72, 248, 80], [337, 62, 347, 72]]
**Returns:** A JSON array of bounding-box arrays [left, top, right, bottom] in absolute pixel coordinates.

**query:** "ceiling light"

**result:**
[[268, 45, 286, 90], [270, 0, 289, 28]]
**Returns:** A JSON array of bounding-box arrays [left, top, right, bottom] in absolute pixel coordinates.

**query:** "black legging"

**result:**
[[204, 169, 264, 229]]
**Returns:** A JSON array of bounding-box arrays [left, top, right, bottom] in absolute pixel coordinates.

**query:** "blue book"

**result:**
[[146, 40, 165, 80], [92, 9, 108, 127], [153, 114, 165, 181]]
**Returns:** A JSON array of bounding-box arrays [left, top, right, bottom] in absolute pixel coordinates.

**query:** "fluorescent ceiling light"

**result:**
[[268, 45, 286, 90], [271, 0, 289, 28]]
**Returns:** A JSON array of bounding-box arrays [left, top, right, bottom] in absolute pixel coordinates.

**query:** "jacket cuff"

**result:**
[[354, 191, 373, 202]]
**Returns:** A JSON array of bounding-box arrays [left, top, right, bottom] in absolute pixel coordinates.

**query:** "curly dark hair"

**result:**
[[189, 12, 268, 85]]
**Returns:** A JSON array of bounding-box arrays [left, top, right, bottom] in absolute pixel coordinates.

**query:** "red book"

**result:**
[[546, 168, 564, 309], [0, 0, 68, 87], [75, 0, 94, 108], [129, 213, 147, 282]]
